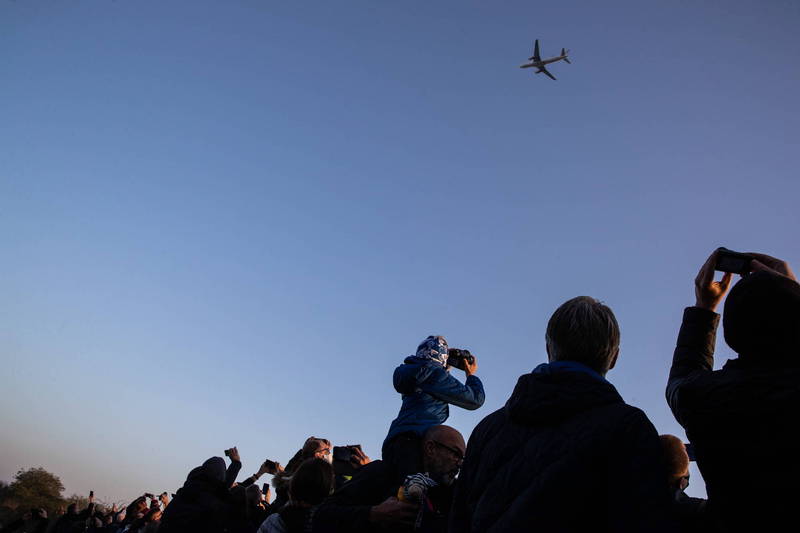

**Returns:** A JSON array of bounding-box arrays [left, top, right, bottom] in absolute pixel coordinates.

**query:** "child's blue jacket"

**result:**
[[385, 356, 485, 443]]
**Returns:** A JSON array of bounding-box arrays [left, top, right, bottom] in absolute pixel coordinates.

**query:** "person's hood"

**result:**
[[186, 456, 226, 485], [415, 336, 449, 366], [505, 362, 623, 425], [394, 356, 443, 394], [724, 270, 800, 365]]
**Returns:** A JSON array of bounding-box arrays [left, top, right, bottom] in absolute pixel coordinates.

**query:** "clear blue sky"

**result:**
[[2, 0, 798, 503]]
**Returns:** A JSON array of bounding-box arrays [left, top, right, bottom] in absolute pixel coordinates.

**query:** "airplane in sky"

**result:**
[[519, 39, 571, 80]]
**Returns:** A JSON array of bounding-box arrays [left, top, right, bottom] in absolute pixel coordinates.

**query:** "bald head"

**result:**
[[421, 425, 466, 486], [423, 425, 466, 453]]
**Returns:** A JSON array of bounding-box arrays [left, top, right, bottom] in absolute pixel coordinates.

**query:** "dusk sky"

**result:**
[[2, 0, 798, 504]]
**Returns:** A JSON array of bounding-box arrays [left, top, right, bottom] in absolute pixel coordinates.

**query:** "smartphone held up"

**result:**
[[715, 247, 753, 275]]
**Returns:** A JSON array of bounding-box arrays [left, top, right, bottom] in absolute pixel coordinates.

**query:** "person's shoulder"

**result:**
[[597, 401, 660, 439], [467, 407, 507, 443], [328, 460, 395, 506], [477, 405, 506, 426], [698, 362, 800, 406], [257, 512, 286, 533], [673, 360, 774, 404], [607, 397, 651, 419], [395, 357, 439, 378], [348, 459, 393, 482], [407, 359, 450, 386]]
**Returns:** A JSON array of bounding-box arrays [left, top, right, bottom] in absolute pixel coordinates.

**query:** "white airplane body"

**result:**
[[519, 39, 570, 80]]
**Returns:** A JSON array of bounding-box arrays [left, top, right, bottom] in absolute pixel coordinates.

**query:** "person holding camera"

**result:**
[[159, 447, 243, 533], [666, 249, 800, 532], [382, 335, 484, 482]]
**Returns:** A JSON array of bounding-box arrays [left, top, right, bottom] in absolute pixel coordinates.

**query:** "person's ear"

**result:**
[[423, 440, 435, 458], [607, 347, 619, 371]]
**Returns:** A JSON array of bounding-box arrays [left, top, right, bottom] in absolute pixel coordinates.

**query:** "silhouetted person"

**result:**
[[314, 425, 465, 533], [54, 496, 94, 533], [667, 250, 800, 532], [229, 484, 269, 533], [272, 437, 334, 511], [0, 509, 48, 533], [660, 435, 708, 532], [258, 458, 335, 533], [159, 448, 242, 533], [383, 336, 484, 483], [450, 296, 674, 532]]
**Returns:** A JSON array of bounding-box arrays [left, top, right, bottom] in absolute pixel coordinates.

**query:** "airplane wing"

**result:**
[[539, 66, 557, 80], [529, 39, 541, 62]]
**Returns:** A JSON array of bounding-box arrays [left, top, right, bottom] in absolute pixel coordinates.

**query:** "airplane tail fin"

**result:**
[[562, 48, 572, 64]]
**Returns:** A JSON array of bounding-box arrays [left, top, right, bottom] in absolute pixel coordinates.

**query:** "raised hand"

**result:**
[[259, 460, 282, 476], [369, 497, 417, 528], [464, 355, 479, 376], [225, 447, 241, 463], [695, 250, 734, 311], [349, 446, 371, 467]]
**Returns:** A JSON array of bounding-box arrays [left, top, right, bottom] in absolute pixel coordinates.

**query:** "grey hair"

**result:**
[[545, 296, 620, 374]]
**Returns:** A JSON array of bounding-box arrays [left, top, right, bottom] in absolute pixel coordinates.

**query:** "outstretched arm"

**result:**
[[225, 447, 242, 488], [666, 250, 731, 425], [422, 366, 485, 410]]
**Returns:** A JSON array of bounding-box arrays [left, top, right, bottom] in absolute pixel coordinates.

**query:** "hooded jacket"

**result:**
[[450, 363, 674, 533], [385, 354, 485, 443], [159, 457, 241, 533], [666, 272, 800, 532]]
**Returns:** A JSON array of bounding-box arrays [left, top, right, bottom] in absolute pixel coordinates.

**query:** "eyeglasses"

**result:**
[[315, 448, 331, 457], [431, 440, 464, 462]]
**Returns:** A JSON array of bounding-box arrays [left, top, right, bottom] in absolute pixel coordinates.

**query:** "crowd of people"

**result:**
[[2, 248, 798, 532]]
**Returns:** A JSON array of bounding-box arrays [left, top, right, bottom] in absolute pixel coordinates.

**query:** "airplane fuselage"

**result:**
[[520, 55, 567, 69]]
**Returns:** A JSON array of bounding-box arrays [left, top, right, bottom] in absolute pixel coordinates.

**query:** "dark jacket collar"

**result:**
[[506, 364, 623, 426]]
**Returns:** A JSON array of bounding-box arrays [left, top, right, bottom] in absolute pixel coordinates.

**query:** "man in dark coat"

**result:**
[[666, 250, 800, 532], [159, 449, 242, 533], [450, 296, 674, 533]]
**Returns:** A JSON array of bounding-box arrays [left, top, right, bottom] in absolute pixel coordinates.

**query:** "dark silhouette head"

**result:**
[[659, 435, 690, 490], [289, 458, 334, 506], [723, 271, 800, 363], [201, 457, 227, 483], [546, 296, 620, 375]]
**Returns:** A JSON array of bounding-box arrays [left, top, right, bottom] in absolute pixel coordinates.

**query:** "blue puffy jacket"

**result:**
[[385, 356, 485, 443]]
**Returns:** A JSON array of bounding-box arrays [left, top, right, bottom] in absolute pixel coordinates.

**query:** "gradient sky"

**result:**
[[2, 0, 799, 504]]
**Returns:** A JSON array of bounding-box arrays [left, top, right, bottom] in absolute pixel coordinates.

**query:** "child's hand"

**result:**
[[464, 355, 478, 376]]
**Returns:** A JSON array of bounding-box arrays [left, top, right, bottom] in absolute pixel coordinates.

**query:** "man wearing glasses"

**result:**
[[313, 425, 465, 532]]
